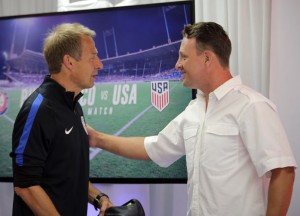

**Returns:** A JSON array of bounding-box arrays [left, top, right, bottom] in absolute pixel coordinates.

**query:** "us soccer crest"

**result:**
[[0, 89, 9, 115], [151, 81, 169, 112]]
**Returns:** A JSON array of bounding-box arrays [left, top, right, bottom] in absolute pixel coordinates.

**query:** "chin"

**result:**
[[183, 82, 194, 89], [88, 82, 95, 88], [182, 80, 189, 87]]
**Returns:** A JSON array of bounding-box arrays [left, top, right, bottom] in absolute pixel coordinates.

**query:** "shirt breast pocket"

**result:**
[[203, 124, 240, 173]]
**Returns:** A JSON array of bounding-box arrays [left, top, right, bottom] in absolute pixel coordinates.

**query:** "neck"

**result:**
[[201, 69, 232, 101], [50, 73, 80, 97]]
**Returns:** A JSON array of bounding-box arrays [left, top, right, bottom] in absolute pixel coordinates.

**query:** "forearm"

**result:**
[[15, 185, 60, 216], [95, 132, 150, 160], [88, 181, 103, 204], [88, 181, 113, 216], [266, 167, 295, 216]]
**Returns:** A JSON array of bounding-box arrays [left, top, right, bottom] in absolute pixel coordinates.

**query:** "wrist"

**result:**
[[93, 192, 109, 210]]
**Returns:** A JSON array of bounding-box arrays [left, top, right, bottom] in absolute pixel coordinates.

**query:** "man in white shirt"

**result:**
[[87, 22, 297, 216]]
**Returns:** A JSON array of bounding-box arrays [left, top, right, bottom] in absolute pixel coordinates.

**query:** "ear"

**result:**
[[203, 50, 214, 64], [62, 54, 73, 70], [205, 55, 209, 63]]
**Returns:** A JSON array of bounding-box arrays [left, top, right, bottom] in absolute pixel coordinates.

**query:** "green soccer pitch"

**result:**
[[0, 80, 191, 182]]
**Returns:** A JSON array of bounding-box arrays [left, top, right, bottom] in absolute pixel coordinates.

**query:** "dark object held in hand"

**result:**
[[104, 199, 145, 216]]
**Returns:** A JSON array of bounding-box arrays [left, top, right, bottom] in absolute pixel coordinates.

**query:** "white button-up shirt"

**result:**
[[144, 76, 297, 216]]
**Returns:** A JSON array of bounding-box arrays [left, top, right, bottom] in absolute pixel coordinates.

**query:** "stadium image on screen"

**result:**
[[0, 1, 193, 183]]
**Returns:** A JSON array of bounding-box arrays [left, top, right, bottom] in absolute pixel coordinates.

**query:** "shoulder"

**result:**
[[17, 88, 56, 126], [234, 85, 277, 112]]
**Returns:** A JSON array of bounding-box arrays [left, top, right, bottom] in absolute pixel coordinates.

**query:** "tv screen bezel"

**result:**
[[0, 0, 195, 183]]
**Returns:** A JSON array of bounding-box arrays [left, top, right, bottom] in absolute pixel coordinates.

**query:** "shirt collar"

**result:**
[[196, 75, 242, 100], [213, 75, 242, 100], [42, 75, 83, 109]]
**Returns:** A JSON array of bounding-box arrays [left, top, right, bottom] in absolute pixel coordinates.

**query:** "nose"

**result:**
[[95, 56, 103, 70], [175, 59, 182, 70]]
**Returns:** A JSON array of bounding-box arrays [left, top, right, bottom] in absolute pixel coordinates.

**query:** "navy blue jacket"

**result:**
[[11, 76, 89, 216]]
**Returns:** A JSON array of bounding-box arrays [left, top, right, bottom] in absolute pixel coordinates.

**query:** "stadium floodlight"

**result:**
[[9, 21, 17, 60], [103, 27, 118, 59], [2, 52, 8, 61], [9, 18, 35, 59], [162, 5, 189, 44], [20, 19, 34, 53], [162, 6, 171, 44]]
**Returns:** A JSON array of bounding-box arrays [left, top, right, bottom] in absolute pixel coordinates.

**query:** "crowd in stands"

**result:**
[[2, 45, 181, 86]]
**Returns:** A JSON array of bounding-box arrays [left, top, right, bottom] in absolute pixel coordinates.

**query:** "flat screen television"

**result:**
[[0, 1, 194, 183]]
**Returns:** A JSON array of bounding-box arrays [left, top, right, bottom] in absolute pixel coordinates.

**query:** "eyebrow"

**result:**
[[91, 50, 98, 56], [179, 51, 186, 57]]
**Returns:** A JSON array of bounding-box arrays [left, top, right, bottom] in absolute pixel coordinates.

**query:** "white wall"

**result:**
[[269, 0, 300, 215], [0, 183, 13, 216]]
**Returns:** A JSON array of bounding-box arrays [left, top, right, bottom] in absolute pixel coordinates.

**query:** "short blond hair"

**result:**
[[43, 23, 96, 74]]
